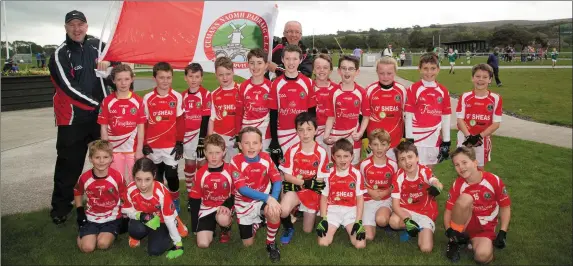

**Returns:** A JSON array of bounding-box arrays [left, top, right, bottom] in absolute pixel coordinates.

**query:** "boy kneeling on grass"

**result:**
[[74, 140, 126, 253], [444, 146, 511, 264], [389, 141, 444, 253], [316, 138, 367, 249]]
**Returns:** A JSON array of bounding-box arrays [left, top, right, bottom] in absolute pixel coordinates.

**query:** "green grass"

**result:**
[[397, 68, 573, 126], [407, 54, 573, 67], [134, 71, 246, 95], [2, 132, 572, 265]]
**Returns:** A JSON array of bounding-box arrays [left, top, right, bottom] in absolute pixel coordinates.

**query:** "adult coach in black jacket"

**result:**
[[267, 21, 313, 79], [49, 10, 117, 224]]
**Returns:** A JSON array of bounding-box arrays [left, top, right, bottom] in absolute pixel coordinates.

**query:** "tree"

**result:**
[[43, 45, 58, 56]]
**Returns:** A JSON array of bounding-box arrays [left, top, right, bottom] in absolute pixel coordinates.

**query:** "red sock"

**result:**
[[184, 164, 196, 193], [266, 221, 280, 244]]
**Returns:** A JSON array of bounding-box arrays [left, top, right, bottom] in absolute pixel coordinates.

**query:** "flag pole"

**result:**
[[3, 1, 9, 60]]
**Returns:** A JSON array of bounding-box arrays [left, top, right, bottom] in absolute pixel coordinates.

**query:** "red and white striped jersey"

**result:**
[[143, 88, 184, 148], [446, 171, 510, 231], [231, 152, 281, 204], [237, 78, 272, 127], [314, 81, 338, 126], [210, 83, 240, 136], [456, 90, 503, 135], [268, 73, 315, 131], [359, 157, 398, 201], [189, 163, 236, 218], [391, 164, 439, 220], [122, 181, 177, 223], [98, 92, 147, 153], [322, 166, 366, 207], [73, 168, 125, 223], [182, 86, 211, 132], [325, 83, 370, 131], [405, 80, 452, 147], [365, 81, 407, 148]]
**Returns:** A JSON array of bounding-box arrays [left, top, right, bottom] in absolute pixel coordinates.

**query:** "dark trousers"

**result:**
[[129, 220, 173, 256], [50, 122, 100, 218], [492, 66, 501, 85]]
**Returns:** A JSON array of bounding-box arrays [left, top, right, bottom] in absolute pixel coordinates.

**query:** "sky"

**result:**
[[1, 1, 572, 46]]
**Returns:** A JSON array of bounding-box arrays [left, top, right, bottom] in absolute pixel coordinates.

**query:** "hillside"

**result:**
[[434, 18, 572, 29]]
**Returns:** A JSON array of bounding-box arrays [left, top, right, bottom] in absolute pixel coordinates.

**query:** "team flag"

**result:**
[[101, 1, 279, 78]]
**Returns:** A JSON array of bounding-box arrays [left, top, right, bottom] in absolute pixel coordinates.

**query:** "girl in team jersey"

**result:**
[[98, 64, 146, 184], [312, 53, 337, 157], [121, 157, 188, 259]]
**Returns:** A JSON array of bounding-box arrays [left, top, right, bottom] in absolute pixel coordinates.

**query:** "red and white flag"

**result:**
[[101, 1, 279, 79]]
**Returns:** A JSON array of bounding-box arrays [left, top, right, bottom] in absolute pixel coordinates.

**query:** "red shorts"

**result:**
[[297, 189, 319, 212], [466, 213, 496, 240]]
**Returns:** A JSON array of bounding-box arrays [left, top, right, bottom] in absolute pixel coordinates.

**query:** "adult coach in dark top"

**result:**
[[49, 10, 116, 224], [267, 21, 313, 79], [487, 47, 502, 87]]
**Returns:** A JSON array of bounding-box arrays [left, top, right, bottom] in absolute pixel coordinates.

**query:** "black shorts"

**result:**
[[79, 219, 122, 238], [238, 203, 266, 240], [197, 212, 217, 232]]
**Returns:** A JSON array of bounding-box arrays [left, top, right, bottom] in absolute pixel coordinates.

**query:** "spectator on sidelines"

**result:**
[[487, 47, 502, 87], [41, 52, 47, 68], [36, 52, 42, 68], [267, 21, 313, 79], [382, 44, 393, 57], [353, 46, 363, 59], [48, 10, 116, 225]]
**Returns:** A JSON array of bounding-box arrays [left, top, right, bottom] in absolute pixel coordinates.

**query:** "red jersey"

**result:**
[[210, 83, 240, 136], [326, 83, 371, 131], [182, 86, 211, 132], [322, 166, 366, 207], [456, 90, 503, 135], [359, 157, 398, 201], [314, 81, 338, 126], [73, 168, 125, 223], [446, 171, 510, 232], [123, 181, 177, 223], [142, 88, 184, 148], [236, 78, 272, 128], [97, 92, 146, 153], [365, 81, 407, 148], [279, 142, 330, 210], [404, 80, 452, 147], [231, 152, 282, 204], [189, 163, 236, 218], [268, 73, 315, 130], [391, 164, 439, 220]]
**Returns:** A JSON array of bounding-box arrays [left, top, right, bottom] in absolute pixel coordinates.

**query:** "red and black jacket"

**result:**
[[49, 34, 117, 126]]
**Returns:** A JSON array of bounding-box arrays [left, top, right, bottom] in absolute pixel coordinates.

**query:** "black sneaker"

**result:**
[[266, 242, 281, 263], [446, 240, 461, 262], [52, 215, 67, 225]]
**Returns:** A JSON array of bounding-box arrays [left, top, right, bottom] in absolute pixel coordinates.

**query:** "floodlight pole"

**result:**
[[2, 1, 9, 60]]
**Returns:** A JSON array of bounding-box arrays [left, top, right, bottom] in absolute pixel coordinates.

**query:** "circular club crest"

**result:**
[[469, 119, 477, 126], [487, 104, 494, 112], [385, 172, 391, 179], [204, 12, 270, 69], [299, 91, 306, 99], [196, 102, 202, 108], [483, 192, 491, 199], [169, 101, 176, 108], [263, 93, 269, 100], [394, 95, 401, 103], [354, 100, 359, 106], [232, 171, 240, 179], [130, 108, 137, 115], [313, 161, 319, 167], [437, 97, 443, 103], [349, 182, 356, 189], [379, 112, 386, 119]]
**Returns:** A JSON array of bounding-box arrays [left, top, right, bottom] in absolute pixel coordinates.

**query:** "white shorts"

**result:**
[[330, 128, 361, 165], [450, 62, 455, 66], [366, 147, 396, 162], [236, 200, 264, 226], [416, 146, 439, 166], [363, 198, 392, 226], [298, 201, 318, 214], [552, 59, 557, 63], [316, 125, 330, 158], [183, 129, 200, 160], [242, 118, 270, 152], [278, 129, 300, 154], [219, 134, 238, 162], [456, 131, 492, 167], [147, 148, 178, 167], [326, 205, 356, 227], [404, 209, 435, 233]]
